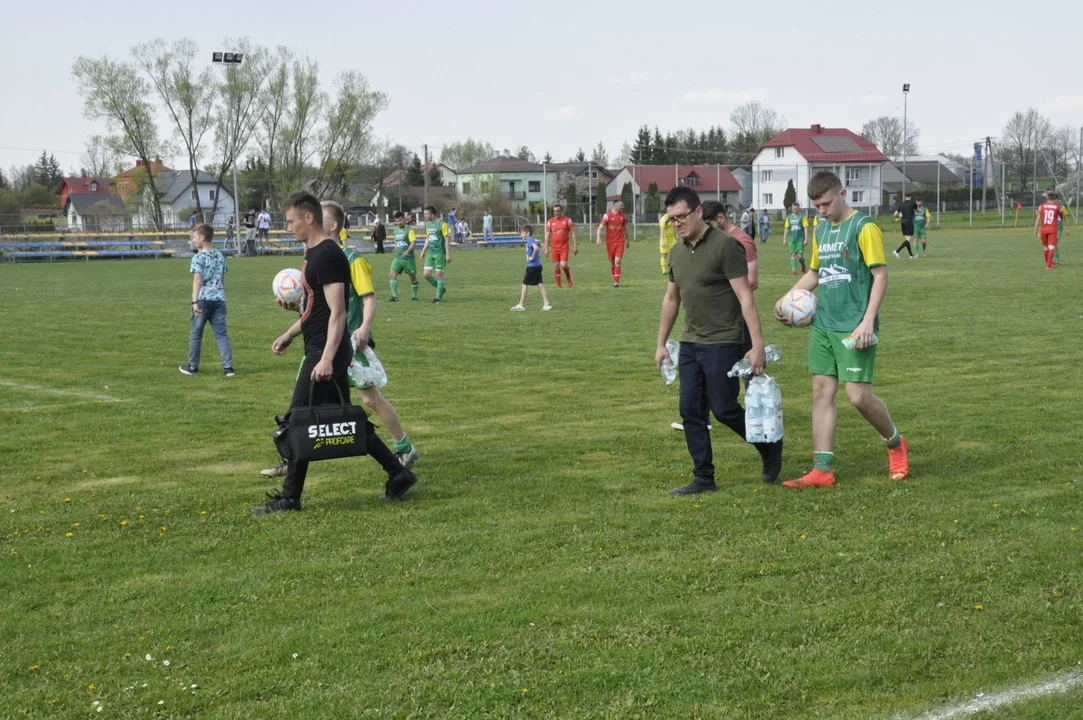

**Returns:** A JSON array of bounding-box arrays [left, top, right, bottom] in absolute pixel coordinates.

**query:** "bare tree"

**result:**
[[72, 55, 168, 229], [80, 135, 117, 177], [309, 71, 388, 199], [729, 101, 786, 153], [1001, 108, 1052, 192], [1045, 124, 1076, 182], [257, 47, 293, 211], [860, 116, 921, 158], [134, 39, 216, 218], [278, 56, 325, 199], [210, 38, 268, 217]]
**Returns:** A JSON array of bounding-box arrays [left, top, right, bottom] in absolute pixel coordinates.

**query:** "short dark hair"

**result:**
[[807, 172, 843, 200], [392, 210, 404, 220], [904, 191, 913, 198], [701, 201, 725, 223], [521, 225, 533, 235], [321, 200, 345, 230], [1047, 191, 1059, 201], [194, 223, 214, 243], [283, 192, 322, 224], [664, 186, 701, 211], [553, 204, 563, 211], [424, 205, 437, 215]]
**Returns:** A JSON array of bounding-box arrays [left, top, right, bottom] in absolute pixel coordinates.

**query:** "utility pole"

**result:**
[[212, 50, 244, 250], [423, 144, 430, 210], [1077, 127, 1082, 223], [982, 136, 990, 215], [902, 83, 910, 197]]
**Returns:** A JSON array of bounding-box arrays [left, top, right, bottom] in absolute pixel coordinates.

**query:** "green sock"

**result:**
[[1053, 246, 1060, 263], [790, 257, 798, 272], [427, 276, 438, 288], [411, 282, 419, 299], [393, 435, 412, 453], [883, 427, 901, 449], [390, 279, 399, 298], [437, 280, 445, 299], [813, 452, 835, 472]]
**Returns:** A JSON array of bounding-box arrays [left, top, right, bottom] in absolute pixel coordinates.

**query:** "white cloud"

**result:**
[[861, 94, 891, 106], [544, 106, 577, 118], [1043, 95, 1083, 112], [681, 88, 767, 105]]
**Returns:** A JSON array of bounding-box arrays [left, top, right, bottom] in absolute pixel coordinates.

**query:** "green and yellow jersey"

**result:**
[[809, 210, 886, 333]]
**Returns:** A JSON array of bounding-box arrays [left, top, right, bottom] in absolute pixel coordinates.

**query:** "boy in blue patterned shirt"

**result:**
[[180, 223, 235, 376]]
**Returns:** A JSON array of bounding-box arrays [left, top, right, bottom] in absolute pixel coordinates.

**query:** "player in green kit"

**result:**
[[774, 171, 908, 489], [782, 203, 809, 275], [388, 211, 420, 301], [419, 205, 451, 303], [1053, 202, 1068, 266], [912, 198, 931, 257]]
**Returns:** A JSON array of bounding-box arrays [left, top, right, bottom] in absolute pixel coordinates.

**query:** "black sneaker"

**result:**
[[670, 479, 717, 496], [178, 364, 198, 375], [388, 296, 399, 302], [758, 439, 783, 484], [251, 492, 301, 515], [382, 468, 418, 500], [411, 296, 419, 301], [431, 298, 441, 304], [224, 367, 236, 377]]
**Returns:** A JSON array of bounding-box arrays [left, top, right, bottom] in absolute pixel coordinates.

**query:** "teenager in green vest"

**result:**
[[388, 211, 420, 301], [419, 205, 451, 303], [774, 172, 908, 489], [782, 202, 810, 275]]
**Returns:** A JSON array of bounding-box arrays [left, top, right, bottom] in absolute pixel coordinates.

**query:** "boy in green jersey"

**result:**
[[774, 172, 908, 489], [388, 210, 420, 301], [1054, 202, 1068, 266], [782, 203, 810, 275], [419, 205, 451, 303], [912, 198, 931, 257]]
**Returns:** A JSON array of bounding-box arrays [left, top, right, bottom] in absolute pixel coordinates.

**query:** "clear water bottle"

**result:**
[[660, 339, 679, 385], [760, 378, 783, 443], [744, 378, 765, 443], [841, 333, 879, 351], [727, 344, 782, 378]]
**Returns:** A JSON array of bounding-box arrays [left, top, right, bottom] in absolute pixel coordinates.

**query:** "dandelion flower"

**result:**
[[88, 684, 95, 691], [974, 604, 984, 611], [65, 532, 73, 538], [162, 660, 170, 667], [120, 520, 128, 527], [64, 498, 71, 503]]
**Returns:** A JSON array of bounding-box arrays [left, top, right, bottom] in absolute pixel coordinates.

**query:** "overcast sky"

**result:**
[[2, 0, 1081, 174]]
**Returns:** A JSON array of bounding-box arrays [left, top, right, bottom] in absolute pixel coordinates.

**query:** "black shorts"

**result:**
[[900, 220, 914, 236], [523, 266, 543, 286]]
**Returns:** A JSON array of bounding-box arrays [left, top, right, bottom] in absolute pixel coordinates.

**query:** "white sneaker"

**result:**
[[541, 304, 552, 311], [909, 255, 917, 259], [671, 422, 711, 430], [260, 460, 288, 478], [893, 250, 900, 258], [511, 305, 525, 312]]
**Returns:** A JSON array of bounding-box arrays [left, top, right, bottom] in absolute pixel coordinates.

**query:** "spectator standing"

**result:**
[[179, 224, 234, 377], [372, 216, 387, 254]]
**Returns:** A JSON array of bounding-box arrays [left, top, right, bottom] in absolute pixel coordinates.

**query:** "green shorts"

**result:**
[[788, 240, 806, 255], [424, 254, 447, 271], [914, 226, 927, 240], [390, 256, 416, 275], [808, 326, 877, 384], [296, 352, 373, 390]]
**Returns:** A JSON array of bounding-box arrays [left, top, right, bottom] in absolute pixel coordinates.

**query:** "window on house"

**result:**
[[462, 182, 472, 194], [682, 176, 698, 187], [761, 170, 773, 183], [845, 167, 861, 187], [528, 181, 541, 193], [774, 148, 784, 159], [763, 193, 774, 206], [209, 189, 216, 201], [591, 171, 598, 179], [89, 182, 97, 192], [851, 190, 865, 204]]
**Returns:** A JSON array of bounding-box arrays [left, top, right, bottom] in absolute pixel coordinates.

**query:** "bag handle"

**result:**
[[306, 378, 349, 411]]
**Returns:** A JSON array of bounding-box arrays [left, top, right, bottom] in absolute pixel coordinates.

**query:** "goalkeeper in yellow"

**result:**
[[658, 212, 678, 275]]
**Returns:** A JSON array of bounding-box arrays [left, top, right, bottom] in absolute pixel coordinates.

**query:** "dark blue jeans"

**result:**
[[678, 342, 752, 484], [188, 299, 233, 370]]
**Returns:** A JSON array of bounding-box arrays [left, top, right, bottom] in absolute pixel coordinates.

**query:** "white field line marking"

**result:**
[[0, 381, 122, 404], [896, 669, 1083, 720]]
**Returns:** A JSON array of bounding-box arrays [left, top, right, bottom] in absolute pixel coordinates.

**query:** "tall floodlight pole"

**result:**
[[902, 83, 910, 198], [212, 51, 244, 249]]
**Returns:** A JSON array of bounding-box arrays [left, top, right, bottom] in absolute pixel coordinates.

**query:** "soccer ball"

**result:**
[[780, 289, 816, 327], [273, 268, 303, 306]]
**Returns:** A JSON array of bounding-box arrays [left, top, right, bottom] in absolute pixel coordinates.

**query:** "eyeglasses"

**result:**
[[668, 208, 699, 225]]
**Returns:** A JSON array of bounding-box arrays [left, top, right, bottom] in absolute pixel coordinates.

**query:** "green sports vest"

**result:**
[[813, 211, 879, 333], [394, 226, 415, 258], [342, 247, 366, 336], [425, 221, 446, 255], [914, 207, 927, 229], [786, 213, 804, 242]]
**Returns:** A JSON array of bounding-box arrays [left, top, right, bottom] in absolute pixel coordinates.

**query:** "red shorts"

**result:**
[[1041, 231, 1058, 247], [607, 240, 625, 263], [550, 243, 569, 263]]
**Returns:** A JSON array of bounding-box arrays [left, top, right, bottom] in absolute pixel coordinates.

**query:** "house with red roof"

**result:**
[[57, 176, 114, 211], [605, 165, 744, 212], [750, 125, 888, 212]]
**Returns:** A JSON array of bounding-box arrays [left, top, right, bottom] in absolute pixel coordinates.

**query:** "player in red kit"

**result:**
[[544, 204, 577, 287], [1035, 191, 1067, 270], [596, 200, 629, 286]]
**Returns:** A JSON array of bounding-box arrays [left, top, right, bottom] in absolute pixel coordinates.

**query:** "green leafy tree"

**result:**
[[783, 179, 797, 210], [439, 138, 496, 171], [595, 179, 606, 216], [573, 148, 586, 163], [542, 151, 553, 164], [406, 154, 425, 185], [645, 182, 661, 215], [632, 125, 651, 164], [0, 168, 7, 190], [428, 164, 444, 187], [620, 182, 633, 214]]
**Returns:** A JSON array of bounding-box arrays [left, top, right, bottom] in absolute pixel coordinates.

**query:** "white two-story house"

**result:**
[[750, 125, 888, 214]]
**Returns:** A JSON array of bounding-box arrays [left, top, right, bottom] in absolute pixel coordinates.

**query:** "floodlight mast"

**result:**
[[902, 83, 910, 198]]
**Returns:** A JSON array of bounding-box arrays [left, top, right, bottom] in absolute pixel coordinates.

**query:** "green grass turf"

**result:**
[[1, 231, 1082, 719]]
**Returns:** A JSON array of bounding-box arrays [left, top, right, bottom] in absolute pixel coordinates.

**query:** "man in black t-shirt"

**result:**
[[242, 209, 257, 256], [893, 192, 917, 258], [253, 192, 418, 515]]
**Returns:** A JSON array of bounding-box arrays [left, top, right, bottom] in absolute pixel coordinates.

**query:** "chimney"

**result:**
[[136, 159, 144, 167], [811, 124, 823, 135]]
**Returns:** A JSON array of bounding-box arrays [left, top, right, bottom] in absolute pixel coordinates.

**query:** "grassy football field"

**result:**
[[1, 228, 1081, 719]]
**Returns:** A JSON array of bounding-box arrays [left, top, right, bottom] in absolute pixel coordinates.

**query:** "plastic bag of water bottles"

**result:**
[[745, 375, 784, 443], [727, 344, 782, 378], [349, 339, 388, 388], [660, 339, 680, 385]]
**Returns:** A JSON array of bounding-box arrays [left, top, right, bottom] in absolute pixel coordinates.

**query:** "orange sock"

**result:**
[[564, 267, 572, 286], [613, 267, 621, 284], [554, 267, 562, 287]]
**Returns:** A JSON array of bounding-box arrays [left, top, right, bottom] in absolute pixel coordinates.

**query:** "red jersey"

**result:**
[[1038, 202, 1061, 232], [601, 211, 627, 244], [546, 215, 574, 244], [727, 226, 757, 263]]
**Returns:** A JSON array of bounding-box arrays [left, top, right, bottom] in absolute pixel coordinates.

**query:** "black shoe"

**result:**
[[382, 468, 418, 500], [431, 298, 441, 304], [251, 492, 301, 515], [388, 296, 399, 302], [178, 364, 198, 375], [758, 439, 783, 484], [224, 367, 235, 377], [670, 479, 717, 496], [411, 296, 418, 301]]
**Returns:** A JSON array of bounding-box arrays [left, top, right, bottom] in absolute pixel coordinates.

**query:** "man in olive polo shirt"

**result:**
[[655, 186, 784, 495]]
